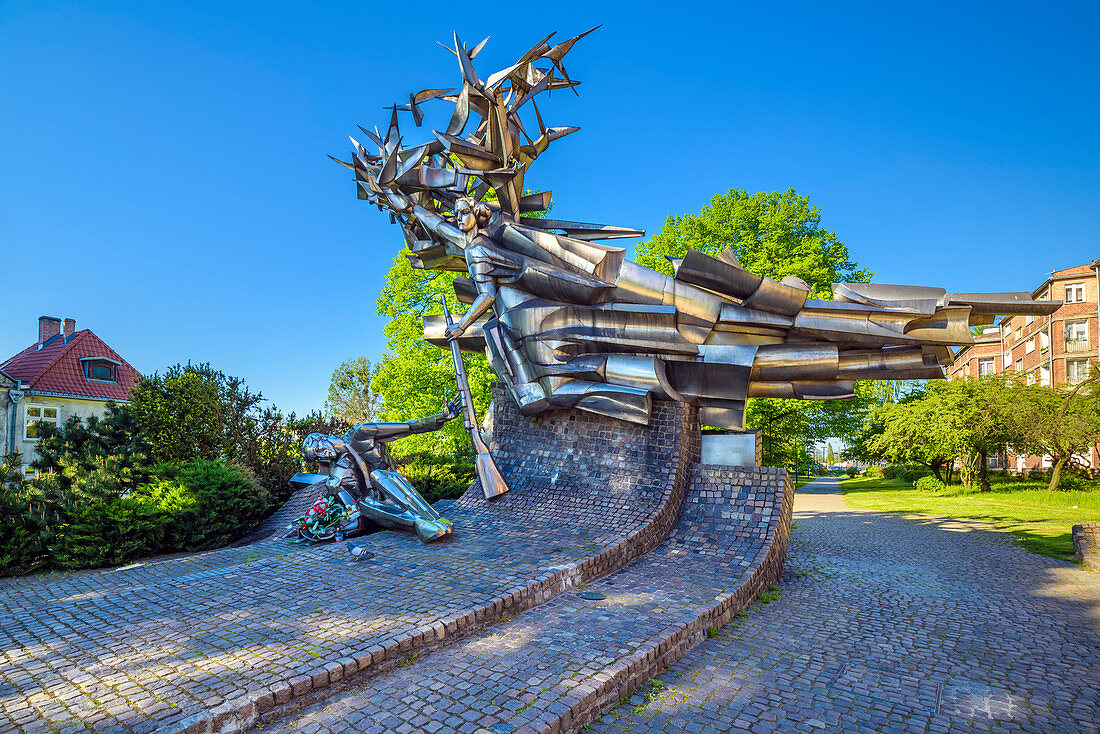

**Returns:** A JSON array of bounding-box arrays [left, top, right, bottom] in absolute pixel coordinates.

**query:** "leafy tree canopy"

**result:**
[[325, 356, 382, 426], [635, 188, 871, 298]]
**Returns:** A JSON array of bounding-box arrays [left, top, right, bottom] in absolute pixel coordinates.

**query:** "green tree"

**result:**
[[868, 377, 1020, 492], [863, 392, 956, 483], [326, 357, 382, 425], [1003, 366, 1100, 491], [128, 364, 228, 462], [635, 188, 871, 295]]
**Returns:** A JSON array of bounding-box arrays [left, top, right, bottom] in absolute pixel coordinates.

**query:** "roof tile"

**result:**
[[1, 331, 138, 401]]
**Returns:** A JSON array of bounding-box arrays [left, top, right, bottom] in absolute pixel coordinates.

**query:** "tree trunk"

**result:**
[[978, 448, 991, 492], [1049, 455, 1069, 492], [945, 460, 954, 485], [930, 457, 945, 483], [958, 453, 975, 493]]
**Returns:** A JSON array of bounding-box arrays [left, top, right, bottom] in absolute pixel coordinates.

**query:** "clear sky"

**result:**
[[2, 1, 1096, 416]]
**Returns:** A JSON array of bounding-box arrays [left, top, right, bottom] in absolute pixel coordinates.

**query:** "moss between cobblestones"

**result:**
[[841, 476, 1100, 561]]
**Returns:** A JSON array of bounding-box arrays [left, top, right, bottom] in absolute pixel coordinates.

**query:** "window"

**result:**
[[1026, 315, 1034, 326], [23, 467, 37, 479], [1015, 358, 1023, 371], [1068, 359, 1092, 385], [1027, 371, 1037, 386], [1025, 338, 1035, 354], [977, 358, 995, 378], [1040, 330, 1050, 352], [1065, 283, 1086, 303], [1066, 320, 1089, 342], [1039, 364, 1051, 387], [81, 357, 119, 383], [1016, 327, 1022, 340], [25, 405, 59, 440]]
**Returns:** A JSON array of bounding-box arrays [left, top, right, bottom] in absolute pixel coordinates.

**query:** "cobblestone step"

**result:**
[[0, 395, 700, 734], [258, 466, 793, 734], [590, 478, 1100, 734]]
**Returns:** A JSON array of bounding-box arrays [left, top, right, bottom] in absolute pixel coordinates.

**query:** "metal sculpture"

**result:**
[[289, 398, 462, 543], [441, 297, 510, 498], [333, 30, 1060, 431]]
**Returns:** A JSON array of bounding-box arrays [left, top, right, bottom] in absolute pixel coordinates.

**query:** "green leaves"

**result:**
[[635, 188, 872, 297], [369, 254, 492, 458], [326, 357, 382, 425]]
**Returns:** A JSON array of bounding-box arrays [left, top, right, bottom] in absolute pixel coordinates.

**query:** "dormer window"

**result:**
[[80, 357, 120, 383]]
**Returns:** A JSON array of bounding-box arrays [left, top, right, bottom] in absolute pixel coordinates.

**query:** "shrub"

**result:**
[[26, 459, 272, 573], [398, 456, 476, 504], [1055, 474, 1085, 492], [882, 465, 903, 480], [914, 476, 946, 492], [845, 467, 858, 478], [900, 469, 930, 484], [864, 466, 885, 479], [0, 455, 50, 576], [140, 459, 274, 551]]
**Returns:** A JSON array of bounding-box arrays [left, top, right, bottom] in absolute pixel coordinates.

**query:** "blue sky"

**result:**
[[2, 1, 1096, 416]]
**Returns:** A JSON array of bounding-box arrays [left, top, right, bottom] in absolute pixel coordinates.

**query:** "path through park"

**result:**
[[590, 477, 1100, 733]]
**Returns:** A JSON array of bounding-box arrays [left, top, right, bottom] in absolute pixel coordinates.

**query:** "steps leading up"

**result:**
[[261, 465, 794, 734], [0, 395, 701, 734]]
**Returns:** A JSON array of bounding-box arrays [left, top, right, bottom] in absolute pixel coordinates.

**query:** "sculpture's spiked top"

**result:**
[[333, 28, 599, 231]]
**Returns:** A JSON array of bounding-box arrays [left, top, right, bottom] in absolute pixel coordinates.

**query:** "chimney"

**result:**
[[62, 318, 76, 339], [38, 316, 62, 345]]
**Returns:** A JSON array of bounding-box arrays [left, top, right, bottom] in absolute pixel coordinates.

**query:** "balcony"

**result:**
[[1065, 339, 1091, 354]]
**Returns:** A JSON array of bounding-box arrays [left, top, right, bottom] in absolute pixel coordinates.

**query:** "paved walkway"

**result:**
[[0, 396, 696, 734], [260, 467, 789, 734], [590, 478, 1100, 734]]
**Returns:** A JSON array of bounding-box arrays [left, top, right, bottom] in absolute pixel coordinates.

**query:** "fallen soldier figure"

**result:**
[[288, 397, 462, 544]]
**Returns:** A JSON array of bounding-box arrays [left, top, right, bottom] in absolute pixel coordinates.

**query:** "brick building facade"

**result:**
[[947, 260, 1100, 472]]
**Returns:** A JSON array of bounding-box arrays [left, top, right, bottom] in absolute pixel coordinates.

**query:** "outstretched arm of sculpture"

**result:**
[[444, 288, 496, 340], [348, 396, 463, 442]]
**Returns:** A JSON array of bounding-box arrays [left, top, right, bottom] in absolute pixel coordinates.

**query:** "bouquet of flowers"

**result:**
[[292, 494, 355, 539]]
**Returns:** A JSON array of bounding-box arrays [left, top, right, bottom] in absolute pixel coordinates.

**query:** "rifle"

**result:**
[[440, 297, 510, 499]]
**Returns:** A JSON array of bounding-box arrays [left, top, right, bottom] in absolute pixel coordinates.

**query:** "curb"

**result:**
[[552, 470, 796, 734], [153, 405, 700, 734]]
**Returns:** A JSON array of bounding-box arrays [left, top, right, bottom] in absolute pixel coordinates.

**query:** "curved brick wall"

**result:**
[[456, 383, 701, 581]]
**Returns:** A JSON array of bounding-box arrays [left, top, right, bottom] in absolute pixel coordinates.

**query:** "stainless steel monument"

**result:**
[[334, 31, 1058, 448]]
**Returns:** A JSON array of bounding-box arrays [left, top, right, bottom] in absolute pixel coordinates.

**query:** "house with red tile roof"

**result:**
[[1, 316, 139, 476]]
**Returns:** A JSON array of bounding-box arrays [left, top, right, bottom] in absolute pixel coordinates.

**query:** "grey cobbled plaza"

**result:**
[[588, 478, 1100, 734], [250, 477, 1100, 734]]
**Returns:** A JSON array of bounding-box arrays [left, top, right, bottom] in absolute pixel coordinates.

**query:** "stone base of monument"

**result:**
[[157, 389, 790, 734]]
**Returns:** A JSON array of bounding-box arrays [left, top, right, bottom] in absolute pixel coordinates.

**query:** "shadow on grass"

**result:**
[[837, 477, 1100, 561]]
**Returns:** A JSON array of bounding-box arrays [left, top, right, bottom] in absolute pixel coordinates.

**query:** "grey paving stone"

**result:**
[[591, 478, 1100, 734]]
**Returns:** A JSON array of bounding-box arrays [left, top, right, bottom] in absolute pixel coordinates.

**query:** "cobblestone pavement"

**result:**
[[261, 467, 790, 734], [0, 509, 637, 734], [0, 396, 694, 734], [590, 478, 1100, 734]]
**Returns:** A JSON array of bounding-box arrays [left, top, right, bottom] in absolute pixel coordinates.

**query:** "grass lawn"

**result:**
[[839, 476, 1100, 562]]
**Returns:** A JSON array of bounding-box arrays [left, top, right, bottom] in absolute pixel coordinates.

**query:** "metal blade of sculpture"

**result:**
[[441, 296, 510, 498], [334, 29, 1060, 432]]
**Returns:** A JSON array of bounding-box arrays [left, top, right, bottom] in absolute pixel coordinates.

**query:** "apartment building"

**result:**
[[946, 325, 1004, 380], [948, 259, 1100, 472]]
